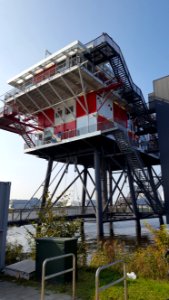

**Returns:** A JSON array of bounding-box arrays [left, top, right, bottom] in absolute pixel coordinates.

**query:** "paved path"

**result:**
[[0, 280, 72, 300]]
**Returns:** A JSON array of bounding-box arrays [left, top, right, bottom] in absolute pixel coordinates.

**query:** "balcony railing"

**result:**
[[24, 120, 116, 150]]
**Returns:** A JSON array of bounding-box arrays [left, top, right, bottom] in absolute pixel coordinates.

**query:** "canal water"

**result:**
[[7, 217, 165, 253]]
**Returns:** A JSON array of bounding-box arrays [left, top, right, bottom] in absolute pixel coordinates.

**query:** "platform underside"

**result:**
[[6, 66, 104, 114], [25, 131, 160, 169]]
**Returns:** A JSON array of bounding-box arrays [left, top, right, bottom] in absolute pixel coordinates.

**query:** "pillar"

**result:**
[[94, 150, 104, 237]]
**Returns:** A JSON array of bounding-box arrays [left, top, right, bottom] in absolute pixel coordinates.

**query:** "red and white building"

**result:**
[[0, 35, 138, 151]]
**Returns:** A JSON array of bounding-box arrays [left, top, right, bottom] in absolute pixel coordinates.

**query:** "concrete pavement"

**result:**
[[0, 280, 73, 299]]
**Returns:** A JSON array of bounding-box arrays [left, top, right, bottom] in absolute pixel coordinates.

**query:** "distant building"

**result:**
[[9, 198, 40, 209]]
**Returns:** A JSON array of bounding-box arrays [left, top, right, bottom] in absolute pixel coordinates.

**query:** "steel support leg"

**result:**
[[81, 167, 87, 214], [147, 166, 164, 226], [100, 157, 108, 209], [127, 164, 141, 237], [109, 168, 114, 235], [94, 150, 104, 237], [41, 157, 53, 208]]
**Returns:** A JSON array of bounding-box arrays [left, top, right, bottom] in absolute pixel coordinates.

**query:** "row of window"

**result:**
[[55, 105, 74, 118]]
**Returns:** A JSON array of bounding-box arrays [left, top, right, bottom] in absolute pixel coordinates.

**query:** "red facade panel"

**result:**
[[37, 108, 55, 128], [54, 124, 64, 134], [114, 103, 127, 127], [64, 120, 76, 131], [76, 93, 97, 117], [97, 115, 114, 131]]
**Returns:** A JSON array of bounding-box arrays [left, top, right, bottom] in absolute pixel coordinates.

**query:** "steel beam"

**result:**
[[108, 167, 114, 235], [81, 167, 88, 214], [41, 158, 53, 208], [127, 164, 141, 236], [94, 150, 103, 237], [147, 166, 164, 225]]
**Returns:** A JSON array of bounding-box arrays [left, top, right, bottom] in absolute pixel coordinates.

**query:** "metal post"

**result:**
[[81, 167, 87, 214], [127, 164, 141, 236], [94, 150, 103, 237], [109, 167, 114, 235], [41, 157, 53, 208], [123, 263, 128, 300], [100, 157, 108, 208], [0, 182, 11, 270], [147, 166, 164, 225]]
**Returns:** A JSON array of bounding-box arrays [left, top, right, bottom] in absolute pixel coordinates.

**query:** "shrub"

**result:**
[[128, 224, 169, 280], [90, 239, 126, 269], [26, 197, 81, 258], [5, 242, 23, 264]]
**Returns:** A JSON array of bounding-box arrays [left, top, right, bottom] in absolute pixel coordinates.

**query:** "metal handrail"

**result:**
[[95, 260, 128, 300], [41, 253, 76, 300]]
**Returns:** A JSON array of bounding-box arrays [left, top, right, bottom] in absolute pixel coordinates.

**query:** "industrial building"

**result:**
[[0, 33, 168, 236]]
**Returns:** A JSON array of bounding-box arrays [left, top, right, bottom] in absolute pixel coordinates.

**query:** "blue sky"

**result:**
[[0, 0, 169, 198]]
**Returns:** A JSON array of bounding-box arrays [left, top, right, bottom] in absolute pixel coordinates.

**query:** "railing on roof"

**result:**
[[86, 33, 145, 103], [3, 55, 115, 104]]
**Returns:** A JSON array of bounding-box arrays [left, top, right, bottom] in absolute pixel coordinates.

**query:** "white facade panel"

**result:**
[[96, 95, 113, 120], [77, 114, 97, 135]]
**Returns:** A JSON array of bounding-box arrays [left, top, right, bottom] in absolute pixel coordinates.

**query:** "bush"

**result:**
[[26, 197, 81, 258], [128, 224, 169, 280], [89, 224, 169, 280], [90, 239, 126, 269], [5, 242, 23, 264]]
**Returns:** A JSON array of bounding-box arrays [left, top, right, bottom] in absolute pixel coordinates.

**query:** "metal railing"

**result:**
[[95, 260, 128, 300], [8, 206, 95, 222], [24, 120, 116, 150], [41, 253, 76, 300], [3, 57, 114, 104]]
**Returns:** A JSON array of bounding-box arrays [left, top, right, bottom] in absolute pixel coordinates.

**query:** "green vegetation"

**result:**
[[128, 224, 169, 280], [5, 241, 23, 264], [26, 197, 81, 258], [5, 214, 169, 299], [41, 267, 169, 300]]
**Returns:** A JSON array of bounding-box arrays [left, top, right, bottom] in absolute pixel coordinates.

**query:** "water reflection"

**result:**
[[7, 217, 165, 255]]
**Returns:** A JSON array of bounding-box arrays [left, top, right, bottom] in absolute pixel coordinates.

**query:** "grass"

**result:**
[[38, 267, 169, 300], [1, 266, 169, 300], [99, 277, 169, 300]]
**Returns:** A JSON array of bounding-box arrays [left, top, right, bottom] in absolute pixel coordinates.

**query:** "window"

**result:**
[[65, 106, 74, 115], [55, 108, 63, 118]]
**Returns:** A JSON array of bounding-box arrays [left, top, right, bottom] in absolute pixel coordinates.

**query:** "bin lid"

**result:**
[[36, 237, 78, 243]]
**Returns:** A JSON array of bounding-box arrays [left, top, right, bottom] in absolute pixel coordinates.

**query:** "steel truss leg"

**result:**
[[50, 162, 69, 200], [94, 150, 104, 237], [108, 168, 114, 235], [127, 164, 141, 236], [147, 166, 164, 226], [41, 157, 53, 208], [100, 157, 108, 210], [81, 167, 87, 214]]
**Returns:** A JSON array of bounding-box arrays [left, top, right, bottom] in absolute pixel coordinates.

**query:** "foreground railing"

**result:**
[[41, 253, 76, 300], [95, 260, 128, 300]]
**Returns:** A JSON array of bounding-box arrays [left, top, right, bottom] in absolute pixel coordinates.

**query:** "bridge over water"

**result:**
[[8, 206, 159, 227]]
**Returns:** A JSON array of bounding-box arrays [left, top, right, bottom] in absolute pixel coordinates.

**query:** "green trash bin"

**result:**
[[36, 237, 77, 282]]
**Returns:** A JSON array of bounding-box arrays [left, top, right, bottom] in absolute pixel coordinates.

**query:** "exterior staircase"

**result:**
[[113, 129, 164, 214], [13, 122, 35, 148]]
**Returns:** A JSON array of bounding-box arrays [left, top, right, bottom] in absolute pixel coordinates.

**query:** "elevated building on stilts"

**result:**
[[0, 33, 167, 236]]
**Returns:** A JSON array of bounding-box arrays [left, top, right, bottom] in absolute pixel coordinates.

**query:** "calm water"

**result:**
[[7, 217, 165, 252]]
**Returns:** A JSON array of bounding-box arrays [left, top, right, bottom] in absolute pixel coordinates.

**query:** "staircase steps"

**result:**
[[13, 122, 35, 148], [114, 129, 163, 214]]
